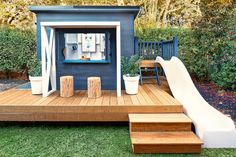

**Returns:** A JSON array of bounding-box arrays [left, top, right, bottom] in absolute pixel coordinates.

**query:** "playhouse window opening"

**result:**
[[63, 32, 110, 63]]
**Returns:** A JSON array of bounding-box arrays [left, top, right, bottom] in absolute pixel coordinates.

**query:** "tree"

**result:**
[[130, 0, 202, 29], [0, 0, 204, 30], [0, 0, 60, 30]]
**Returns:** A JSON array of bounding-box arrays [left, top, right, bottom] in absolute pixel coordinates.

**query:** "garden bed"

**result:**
[[194, 79, 236, 124]]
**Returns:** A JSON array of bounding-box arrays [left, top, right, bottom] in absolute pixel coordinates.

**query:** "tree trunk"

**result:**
[[87, 77, 101, 98], [60, 76, 74, 97], [162, 0, 171, 27]]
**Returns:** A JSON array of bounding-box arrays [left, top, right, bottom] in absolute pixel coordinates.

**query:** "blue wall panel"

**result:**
[[35, 11, 136, 90]]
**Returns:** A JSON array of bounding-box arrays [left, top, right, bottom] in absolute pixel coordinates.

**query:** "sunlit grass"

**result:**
[[0, 123, 235, 157]]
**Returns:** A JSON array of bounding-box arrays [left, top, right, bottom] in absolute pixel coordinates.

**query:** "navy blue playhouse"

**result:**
[[29, 6, 140, 97], [29, 6, 177, 97]]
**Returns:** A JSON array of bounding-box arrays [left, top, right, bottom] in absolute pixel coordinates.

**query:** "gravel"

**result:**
[[0, 79, 27, 92]]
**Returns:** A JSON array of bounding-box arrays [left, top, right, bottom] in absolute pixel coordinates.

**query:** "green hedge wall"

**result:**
[[0, 27, 37, 78]]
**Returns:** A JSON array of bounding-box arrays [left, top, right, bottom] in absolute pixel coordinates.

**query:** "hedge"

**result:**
[[0, 27, 37, 78]]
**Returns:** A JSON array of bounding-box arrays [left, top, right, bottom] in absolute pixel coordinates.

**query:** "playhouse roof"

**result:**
[[29, 6, 140, 18]]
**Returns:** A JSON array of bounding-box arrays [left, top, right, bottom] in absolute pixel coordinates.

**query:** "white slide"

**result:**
[[156, 56, 236, 148]]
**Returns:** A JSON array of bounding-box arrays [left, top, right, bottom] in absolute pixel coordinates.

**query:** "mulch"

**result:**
[[193, 79, 236, 124]]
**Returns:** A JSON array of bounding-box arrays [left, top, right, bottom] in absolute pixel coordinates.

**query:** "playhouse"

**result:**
[[29, 6, 140, 97]]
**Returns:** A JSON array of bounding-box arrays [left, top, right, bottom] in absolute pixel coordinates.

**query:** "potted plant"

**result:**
[[121, 54, 141, 95], [28, 60, 42, 94]]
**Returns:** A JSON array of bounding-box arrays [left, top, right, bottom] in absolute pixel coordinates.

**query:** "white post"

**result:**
[[41, 26, 56, 97], [48, 28, 56, 91], [51, 28, 56, 91], [41, 26, 47, 97], [116, 25, 121, 97]]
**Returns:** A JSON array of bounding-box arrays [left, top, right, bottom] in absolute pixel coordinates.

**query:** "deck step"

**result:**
[[129, 113, 192, 132], [131, 132, 203, 154]]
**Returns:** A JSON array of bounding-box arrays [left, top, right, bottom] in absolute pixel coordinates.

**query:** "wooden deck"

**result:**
[[0, 78, 183, 122]]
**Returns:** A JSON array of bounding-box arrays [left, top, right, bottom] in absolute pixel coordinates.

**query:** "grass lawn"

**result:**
[[0, 123, 235, 157]]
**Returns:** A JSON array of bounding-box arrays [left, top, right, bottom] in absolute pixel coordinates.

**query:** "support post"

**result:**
[[41, 25, 56, 97], [173, 36, 178, 57], [41, 26, 47, 97], [116, 25, 121, 97]]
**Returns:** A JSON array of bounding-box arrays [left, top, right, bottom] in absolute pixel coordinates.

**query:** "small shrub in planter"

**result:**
[[121, 54, 141, 94], [28, 60, 42, 94]]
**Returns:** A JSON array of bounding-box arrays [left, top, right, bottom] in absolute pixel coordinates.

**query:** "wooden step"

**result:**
[[131, 132, 203, 154], [129, 114, 192, 132]]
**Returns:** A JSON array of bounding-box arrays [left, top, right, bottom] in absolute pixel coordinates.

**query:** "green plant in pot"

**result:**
[[121, 54, 141, 94], [28, 60, 42, 95]]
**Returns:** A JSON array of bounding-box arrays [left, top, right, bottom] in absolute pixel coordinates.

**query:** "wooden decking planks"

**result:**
[[33, 92, 59, 105], [129, 114, 192, 132], [129, 114, 192, 123], [0, 85, 177, 106], [131, 132, 203, 145], [0, 82, 183, 121], [131, 132, 203, 154]]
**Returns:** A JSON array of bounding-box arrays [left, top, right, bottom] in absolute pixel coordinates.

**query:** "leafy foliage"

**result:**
[[191, 1, 236, 90], [0, 0, 203, 30], [121, 54, 141, 77], [0, 0, 34, 30], [0, 27, 37, 77], [28, 59, 41, 76]]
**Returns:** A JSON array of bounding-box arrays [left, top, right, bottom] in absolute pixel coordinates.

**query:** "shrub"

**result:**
[[0, 27, 37, 78], [209, 36, 236, 90], [192, 2, 236, 90], [28, 59, 41, 77], [121, 55, 141, 77]]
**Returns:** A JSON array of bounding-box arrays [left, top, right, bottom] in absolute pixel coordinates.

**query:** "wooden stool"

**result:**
[[139, 60, 160, 85], [87, 77, 101, 98], [60, 76, 74, 97]]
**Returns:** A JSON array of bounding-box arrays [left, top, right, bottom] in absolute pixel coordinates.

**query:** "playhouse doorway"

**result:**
[[40, 22, 121, 97]]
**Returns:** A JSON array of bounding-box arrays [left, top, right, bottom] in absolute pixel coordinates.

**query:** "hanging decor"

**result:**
[[82, 34, 96, 52]]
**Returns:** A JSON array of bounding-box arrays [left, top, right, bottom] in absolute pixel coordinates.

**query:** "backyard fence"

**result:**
[[135, 36, 178, 60]]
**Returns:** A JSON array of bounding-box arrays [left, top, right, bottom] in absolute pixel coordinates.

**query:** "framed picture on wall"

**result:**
[[66, 34, 77, 44], [77, 34, 82, 43], [95, 34, 100, 44], [82, 34, 96, 52], [100, 34, 105, 52]]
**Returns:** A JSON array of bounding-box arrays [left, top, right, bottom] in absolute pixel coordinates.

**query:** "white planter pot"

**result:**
[[123, 74, 140, 95], [29, 76, 42, 95]]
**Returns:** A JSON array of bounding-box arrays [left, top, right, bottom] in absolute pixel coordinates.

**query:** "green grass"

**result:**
[[0, 123, 235, 157]]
